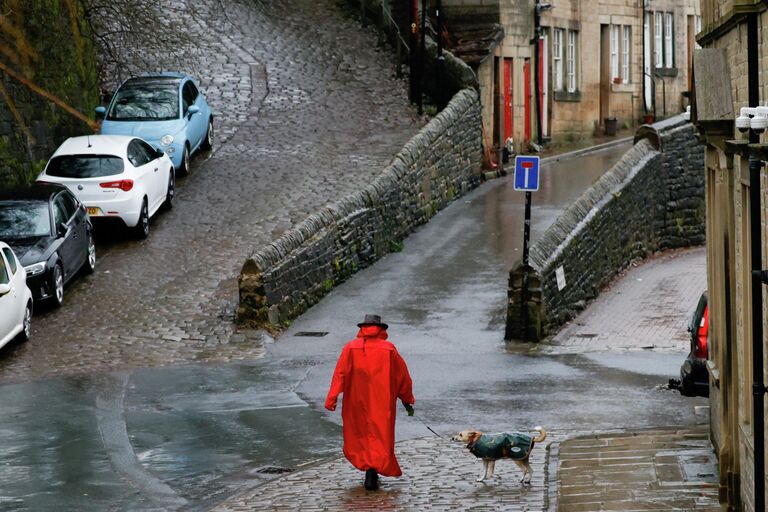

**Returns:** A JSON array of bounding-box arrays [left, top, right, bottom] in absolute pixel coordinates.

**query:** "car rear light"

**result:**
[[695, 334, 708, 359], [695, 305, 710, 359], [100, 179, 134, 192]]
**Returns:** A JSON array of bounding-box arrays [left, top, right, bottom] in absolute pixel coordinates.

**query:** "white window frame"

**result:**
[[610, 25, 619, 80], [695, 15, 702, 49], [654, 12, 663, 68], [567, 30, 577, 93], [553, 28, 564, 91], [622, 25, 631, 82], [664, 12, 674, 67]]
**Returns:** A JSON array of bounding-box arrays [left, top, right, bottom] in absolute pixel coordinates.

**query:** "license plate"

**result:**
[[87, 207, 100, 216]]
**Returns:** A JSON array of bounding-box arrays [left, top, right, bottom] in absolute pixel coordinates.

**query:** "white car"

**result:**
[[37, 135, 175, 238], [0, 242, 32, 350]]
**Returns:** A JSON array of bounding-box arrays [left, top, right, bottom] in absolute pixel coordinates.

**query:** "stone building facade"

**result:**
[[694, 1, 768, 511], [440, 0, 700, 156]]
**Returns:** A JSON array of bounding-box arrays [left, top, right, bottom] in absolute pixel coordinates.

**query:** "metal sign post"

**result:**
[[514, 156, 540, 341]]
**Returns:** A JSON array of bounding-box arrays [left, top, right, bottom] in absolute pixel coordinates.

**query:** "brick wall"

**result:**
[[506, 115, 705, 340], [238, 88, 483, 326]]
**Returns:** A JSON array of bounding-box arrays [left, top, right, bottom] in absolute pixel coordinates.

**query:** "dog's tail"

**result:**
[[532, 426, 547, 443]]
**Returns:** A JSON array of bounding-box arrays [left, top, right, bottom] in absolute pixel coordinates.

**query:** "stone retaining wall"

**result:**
[[0, 1, 99, 190], [238, 88, 483, 326], [506, 116, 705, 341]]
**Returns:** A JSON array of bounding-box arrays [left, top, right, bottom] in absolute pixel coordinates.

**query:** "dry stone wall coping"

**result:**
[[507, 115, 706, 341], [239, 88, 483, 326]]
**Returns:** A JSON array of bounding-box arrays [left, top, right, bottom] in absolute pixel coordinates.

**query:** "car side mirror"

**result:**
[[188, 105, 200, 116], [56, 223, 67, 238], [0, 283, 10, 296], [95, 106, 106, 119]]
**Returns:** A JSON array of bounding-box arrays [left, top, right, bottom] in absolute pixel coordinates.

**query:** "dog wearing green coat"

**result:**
[[452, 427, 547, 484]]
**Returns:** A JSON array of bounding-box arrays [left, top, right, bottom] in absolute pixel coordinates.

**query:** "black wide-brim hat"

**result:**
[[357, 314, 388, 329]]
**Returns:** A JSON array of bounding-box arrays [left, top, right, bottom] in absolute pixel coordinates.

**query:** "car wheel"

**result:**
[[84, 232, 96, 274], [18, 301, 32, 342], [201, 118, 214, 150], [135, 198, 150, 239], [52, 263, 64, 308], [165, 170, 175, 209], [177, 144, 190, 176]]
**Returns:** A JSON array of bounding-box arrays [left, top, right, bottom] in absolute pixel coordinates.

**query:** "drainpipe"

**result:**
[[533, 1, 552, 145], [747, 12, 765, 512], [418, 0, 426, 115]]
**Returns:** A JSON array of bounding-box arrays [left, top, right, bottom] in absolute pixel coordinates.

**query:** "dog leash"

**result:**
[[405, 405, 448, 440]]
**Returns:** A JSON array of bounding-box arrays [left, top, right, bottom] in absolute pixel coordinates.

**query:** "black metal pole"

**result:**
[[436, 0, 443, 109], [747, 12, 765, 512], [520, 190, 532, 340], [533, 2, 543, 146], [409, 1, 418, 103], [418, 0, 426, 115]]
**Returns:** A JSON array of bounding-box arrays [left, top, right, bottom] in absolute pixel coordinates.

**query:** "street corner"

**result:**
[[544, 247, 707, 355], [213, 437, 550, 511], [552, 426, 720, 512]]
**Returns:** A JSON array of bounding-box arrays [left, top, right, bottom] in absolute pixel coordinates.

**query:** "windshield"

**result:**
[[107, 82, 179, 121], [46, 155, 124, 178], [0, 201, 51, 238]]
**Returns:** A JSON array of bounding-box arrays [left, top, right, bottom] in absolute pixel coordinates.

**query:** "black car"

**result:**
[[0, 184, 96, 307], [679, 291, 709, 397]]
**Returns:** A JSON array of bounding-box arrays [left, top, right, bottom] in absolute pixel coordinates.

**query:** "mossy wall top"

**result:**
[[0, 0, 99, 189]]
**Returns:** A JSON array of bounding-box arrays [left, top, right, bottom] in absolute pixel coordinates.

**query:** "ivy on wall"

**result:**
[[0, 0, 99, 189]]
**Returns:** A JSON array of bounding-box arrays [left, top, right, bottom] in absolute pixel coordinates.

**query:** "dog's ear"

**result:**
[[466, 431, 481, 446]]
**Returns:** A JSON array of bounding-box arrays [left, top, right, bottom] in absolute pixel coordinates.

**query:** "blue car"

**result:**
[[97, 73, 213, 176]]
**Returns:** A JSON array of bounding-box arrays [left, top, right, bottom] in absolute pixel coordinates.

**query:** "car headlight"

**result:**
[[160, 135, 174, 147], [24, 262, 46, 276]]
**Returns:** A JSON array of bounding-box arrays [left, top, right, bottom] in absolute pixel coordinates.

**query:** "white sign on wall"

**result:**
[[556, 265, 567, 291]]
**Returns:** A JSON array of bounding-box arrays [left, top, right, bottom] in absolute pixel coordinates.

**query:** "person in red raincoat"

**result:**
[[325, 314, 415, 491]]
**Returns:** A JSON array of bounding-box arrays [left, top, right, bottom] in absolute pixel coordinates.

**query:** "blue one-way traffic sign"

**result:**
[[514, 155, 540, 191]]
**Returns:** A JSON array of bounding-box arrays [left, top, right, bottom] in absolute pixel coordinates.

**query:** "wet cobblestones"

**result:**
[[213, 437, 549, 512], [0, 0, 421, 382], [213, 427, 719, 511]]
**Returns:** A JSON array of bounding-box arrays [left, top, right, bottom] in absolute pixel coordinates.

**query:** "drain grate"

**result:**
[[255, 466, 292, 474], [294, 331, 329, 337]]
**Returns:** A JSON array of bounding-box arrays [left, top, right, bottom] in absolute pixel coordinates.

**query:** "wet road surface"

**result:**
[[0, 141, 710, 511]]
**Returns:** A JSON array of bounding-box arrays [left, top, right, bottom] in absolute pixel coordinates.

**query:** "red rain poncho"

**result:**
[[325, 326, 415, 477]]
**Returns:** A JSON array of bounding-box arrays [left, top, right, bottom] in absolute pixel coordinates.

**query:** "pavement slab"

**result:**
[[545, 247, 707, 354], [554, 427, 720, 512]]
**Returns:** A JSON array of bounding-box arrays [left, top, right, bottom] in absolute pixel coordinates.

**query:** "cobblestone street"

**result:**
[[0, 0, 421, 381], [213, 427, 718, 512], [213, 437, 549, 512]]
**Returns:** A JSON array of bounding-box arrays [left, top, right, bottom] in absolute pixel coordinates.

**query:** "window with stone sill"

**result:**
[[566, 29, 578, 93]]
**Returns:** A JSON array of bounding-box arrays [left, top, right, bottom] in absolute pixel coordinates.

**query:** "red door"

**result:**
[[523, 59, 531, 143], [504, 58, 513, 142]]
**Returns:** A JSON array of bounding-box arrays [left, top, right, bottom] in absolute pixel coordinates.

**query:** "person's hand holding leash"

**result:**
[[403, 402, 415, 416]]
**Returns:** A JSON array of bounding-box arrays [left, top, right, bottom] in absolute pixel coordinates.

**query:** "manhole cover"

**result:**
[[294, 332, 329, 337], [255, 466, 292, 474]]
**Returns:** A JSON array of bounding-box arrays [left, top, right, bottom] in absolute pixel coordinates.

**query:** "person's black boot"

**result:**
[[364, 469, 379, 490]]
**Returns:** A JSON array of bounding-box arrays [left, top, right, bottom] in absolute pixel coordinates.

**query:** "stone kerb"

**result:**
[[238, 88, 482, 327], [506, 117, 705, 341]]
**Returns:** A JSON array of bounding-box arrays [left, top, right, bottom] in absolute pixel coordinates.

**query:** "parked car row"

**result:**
[[0, 72, 213, 348], [0, 241, 33, 351]]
